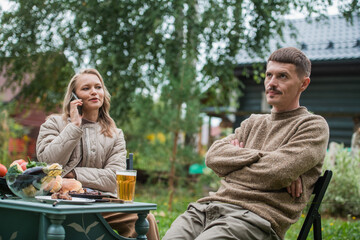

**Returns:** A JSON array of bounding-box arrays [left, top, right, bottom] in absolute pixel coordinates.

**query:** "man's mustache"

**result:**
[[266, 86, 282, 94]]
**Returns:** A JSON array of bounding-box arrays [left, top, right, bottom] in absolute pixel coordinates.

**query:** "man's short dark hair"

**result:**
[[267, 47, 311, 78]]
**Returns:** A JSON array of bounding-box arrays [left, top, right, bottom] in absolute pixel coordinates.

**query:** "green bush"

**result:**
[[322, 144, 360, 217], [195, 165, 221, 195], [0, 104, 29, 165]]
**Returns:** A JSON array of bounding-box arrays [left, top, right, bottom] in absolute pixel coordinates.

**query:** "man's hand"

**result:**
[[287, 177, 302, 198], [230, 139, 244, 148], [231, 138, 303, 198]]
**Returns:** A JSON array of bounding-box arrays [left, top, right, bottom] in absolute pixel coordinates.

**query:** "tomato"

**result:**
[[20, 161, 28, 171], [0, 163, 7, 177], [12, 159, 26, 165]]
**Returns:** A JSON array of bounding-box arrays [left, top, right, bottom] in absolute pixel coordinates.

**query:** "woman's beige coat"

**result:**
[[36, 115, 126, 197]]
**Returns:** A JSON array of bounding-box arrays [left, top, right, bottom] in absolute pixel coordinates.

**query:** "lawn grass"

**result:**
[[135, 183, 360, 239], [285, 214, 360, 240], [135, 183, 201, 237]]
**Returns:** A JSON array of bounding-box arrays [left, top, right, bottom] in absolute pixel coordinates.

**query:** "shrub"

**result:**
[[322, 144, 360, 217], [0, 104, 29, 165], [195, 165, 221, 196]]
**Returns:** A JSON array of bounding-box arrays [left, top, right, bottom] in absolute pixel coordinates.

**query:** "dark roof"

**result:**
[[237, 14, 360, 64]]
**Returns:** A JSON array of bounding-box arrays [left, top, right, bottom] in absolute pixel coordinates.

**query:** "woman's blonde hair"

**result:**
[[62, 68, 117, 137]]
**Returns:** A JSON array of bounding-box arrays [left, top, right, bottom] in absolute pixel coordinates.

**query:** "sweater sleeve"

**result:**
[[205, 120, 262, 177], [74, 129, 127, 193], [36, 116, 83, 166], [227, 116, 329, 190]]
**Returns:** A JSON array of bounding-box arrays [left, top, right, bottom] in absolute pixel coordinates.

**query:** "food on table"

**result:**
[[82, 189, 102, 195], [5, 159, 88, 201], [45, 176, 84, 194], [20, 162, 28, 171], [0, 164, 7, 177], [60, 178, 84, 193], [8, 163, 23, 174], [10, 159, 27, 172], [43, 163, 62, 176], [5, 163, 63, 198], [22, 184, 37, 196], [51, 191, 72, 200], [44, 175, 63, 193], [11, 159, 26, 166], [26, 159, 47, 169]]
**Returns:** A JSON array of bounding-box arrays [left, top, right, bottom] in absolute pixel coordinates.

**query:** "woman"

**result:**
[[36, 68, 159, 240]]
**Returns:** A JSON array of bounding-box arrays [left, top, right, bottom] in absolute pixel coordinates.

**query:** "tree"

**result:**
[[1, 0, 358, 210]]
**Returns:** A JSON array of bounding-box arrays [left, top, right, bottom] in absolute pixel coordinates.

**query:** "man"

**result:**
[[163, 47, 329, 240]]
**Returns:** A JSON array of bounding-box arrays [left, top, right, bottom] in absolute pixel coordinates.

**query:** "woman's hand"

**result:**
[[64, 170, 76, 179], [70, 99, 83, 126]]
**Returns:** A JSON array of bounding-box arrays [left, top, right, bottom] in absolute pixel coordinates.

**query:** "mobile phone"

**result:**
[[71, 92, 83, 115]]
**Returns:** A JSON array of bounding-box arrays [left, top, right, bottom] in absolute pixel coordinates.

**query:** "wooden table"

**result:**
[[0, 197, 157, 240]]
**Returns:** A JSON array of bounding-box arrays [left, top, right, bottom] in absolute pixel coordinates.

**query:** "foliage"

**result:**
[[122, 95, 202, 169], [1, 1, 358, 120], [0, 103, 29, 165], [321, 144, 360, 217], [195, 164, 222, 194], [122, 93, 203, 205]]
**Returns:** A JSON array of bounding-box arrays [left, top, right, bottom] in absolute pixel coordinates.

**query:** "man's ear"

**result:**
[[300, 77, 310, 92]]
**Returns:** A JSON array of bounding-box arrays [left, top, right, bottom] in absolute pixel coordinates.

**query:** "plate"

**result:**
[[69, 189, 112, 199], [69, 193, 106, 199], [35, 195, 95, 204]]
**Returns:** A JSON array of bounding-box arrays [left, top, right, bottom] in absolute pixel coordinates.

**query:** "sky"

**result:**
[[0, 0, 340, 15], [286, 1, 339, 19], [0, 1, 10, 11]]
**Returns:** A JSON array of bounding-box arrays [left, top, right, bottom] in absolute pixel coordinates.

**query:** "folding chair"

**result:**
[[126, 153, 133, 170], [297, 170, 333, 240]]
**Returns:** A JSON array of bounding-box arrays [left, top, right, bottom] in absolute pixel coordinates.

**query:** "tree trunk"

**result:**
[[168, 130, 179, 211]]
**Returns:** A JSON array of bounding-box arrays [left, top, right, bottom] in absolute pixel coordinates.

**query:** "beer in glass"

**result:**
[[116, 170, 137, 203]]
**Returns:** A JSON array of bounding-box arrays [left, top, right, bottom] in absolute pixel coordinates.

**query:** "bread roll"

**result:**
[[44, 175, 63, 193], [44, 176, 84, 193], [61, 178, 84, 193]]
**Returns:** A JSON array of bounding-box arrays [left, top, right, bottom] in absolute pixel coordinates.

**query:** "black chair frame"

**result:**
[[297, 170, 333, 240]]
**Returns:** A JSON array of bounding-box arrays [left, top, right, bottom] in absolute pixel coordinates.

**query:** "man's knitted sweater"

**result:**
[[198, 107, 329, 239]]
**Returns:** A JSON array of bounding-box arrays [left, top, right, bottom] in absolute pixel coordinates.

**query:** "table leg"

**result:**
[[135, 212, 149, 240], [45, 213, 66, 240]]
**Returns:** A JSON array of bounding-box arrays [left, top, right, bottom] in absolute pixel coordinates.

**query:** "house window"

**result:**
[[261, 91, 271, 112]]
